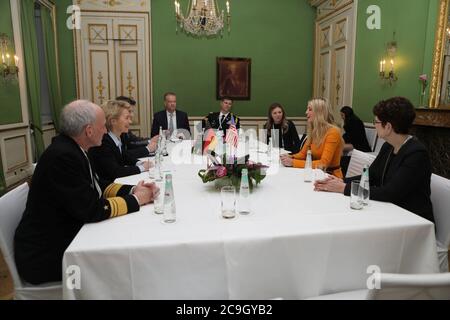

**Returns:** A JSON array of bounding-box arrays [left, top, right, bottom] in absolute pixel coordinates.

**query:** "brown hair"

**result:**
[[265, 102, 288, 134]]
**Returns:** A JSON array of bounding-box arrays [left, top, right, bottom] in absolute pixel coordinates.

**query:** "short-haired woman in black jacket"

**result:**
[[314, 97, 434, 222], [265, 103, 305, 154]]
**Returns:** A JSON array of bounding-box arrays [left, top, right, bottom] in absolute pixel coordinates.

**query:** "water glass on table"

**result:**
[[221, 186, 236, 219], [153, 177, 165, 214], [350, 180, 363, 210]]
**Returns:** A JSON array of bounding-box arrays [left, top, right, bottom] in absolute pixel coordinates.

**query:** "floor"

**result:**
[[0, 251, 13, 300]]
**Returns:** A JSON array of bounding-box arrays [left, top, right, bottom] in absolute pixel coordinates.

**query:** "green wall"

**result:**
[[0, 0, 22, 125], [151, 0, 315, 117], [56, 0, 77, 106], [353, 0, 438, 121]]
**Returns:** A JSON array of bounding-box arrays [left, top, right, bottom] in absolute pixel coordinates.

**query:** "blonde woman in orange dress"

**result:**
[[280, 98, 344, 178]]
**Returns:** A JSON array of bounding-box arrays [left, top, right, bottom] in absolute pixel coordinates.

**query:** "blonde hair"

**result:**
[[306, 98, 342, 147], [102, 100, 131, 131]]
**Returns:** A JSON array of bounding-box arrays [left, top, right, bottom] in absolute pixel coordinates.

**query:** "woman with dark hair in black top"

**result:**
[[265, 103, 305, 154], [340, 106, 371, 153], [315, 97, 434, 222]]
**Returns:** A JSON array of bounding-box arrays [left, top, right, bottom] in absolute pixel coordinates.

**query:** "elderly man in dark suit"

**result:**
[[150, 92, 191, 139], [14, 100, 159, 285]]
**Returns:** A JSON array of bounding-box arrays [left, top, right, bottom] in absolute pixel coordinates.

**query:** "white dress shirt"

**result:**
[[167, 111, 177, 131]]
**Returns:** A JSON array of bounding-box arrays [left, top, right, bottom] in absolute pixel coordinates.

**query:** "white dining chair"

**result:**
[[373, 137, 385, 154], [430, 174, 450, 273], [345, 149, 377, 178], [0, 183, 62, 300], [307, 272, 450, 300], [364, 127, 377, 152]]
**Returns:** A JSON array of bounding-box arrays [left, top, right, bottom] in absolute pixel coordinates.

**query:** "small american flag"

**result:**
[[225, 116, 238, 148]]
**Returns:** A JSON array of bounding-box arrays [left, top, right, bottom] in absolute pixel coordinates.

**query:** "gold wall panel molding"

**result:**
[[320, 26, 331, 49], [429, 0, 450, 108], [89, 50, 111, 105], [119, 24, 138, 45], [4, 134, 29, 173], [120, 50, 140, 124], [334, 18, 347, 43], [75, 0, 149, 12], [311, 0, 353, 21], [88, 24, 108, 45]]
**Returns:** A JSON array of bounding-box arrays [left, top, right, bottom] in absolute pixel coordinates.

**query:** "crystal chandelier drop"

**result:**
[[174, 0, 231, 37]]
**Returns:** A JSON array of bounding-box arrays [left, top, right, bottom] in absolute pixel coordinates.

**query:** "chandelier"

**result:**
[[174, 0, 231, 37]]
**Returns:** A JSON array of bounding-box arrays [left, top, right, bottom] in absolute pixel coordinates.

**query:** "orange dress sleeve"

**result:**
[[292, 127, 342, 169], [292, 141, 308, 160]]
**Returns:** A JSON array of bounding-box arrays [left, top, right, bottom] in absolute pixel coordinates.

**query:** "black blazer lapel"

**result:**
[[104, 134, 124, 165], [159, 111, 168, 130]]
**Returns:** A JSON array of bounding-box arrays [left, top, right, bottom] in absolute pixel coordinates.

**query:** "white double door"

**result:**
[[76, 12, 151, 137], [314, 3, 355, 110]]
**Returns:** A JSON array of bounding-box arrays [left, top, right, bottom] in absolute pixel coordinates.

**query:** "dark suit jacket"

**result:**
[[121, 132, 152, 158], [14, 134, 139, 284], [150, 109, 191, 138], [344, 137, 434, 222], [89, 133, 141, 181], [202, 112, 241, 136]]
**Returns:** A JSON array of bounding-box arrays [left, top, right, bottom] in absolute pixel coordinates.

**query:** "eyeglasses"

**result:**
[[372, 120, 383, 125]]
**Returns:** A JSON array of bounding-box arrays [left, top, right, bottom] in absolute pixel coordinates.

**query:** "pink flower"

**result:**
[[216, 166, 227, 178], [419, 74, 428, 84]]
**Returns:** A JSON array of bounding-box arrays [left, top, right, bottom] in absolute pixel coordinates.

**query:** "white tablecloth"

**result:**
[[63, 141, 439, 299]]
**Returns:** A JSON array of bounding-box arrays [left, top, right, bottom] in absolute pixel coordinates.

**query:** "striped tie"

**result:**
[[168, 112, 174, 135]]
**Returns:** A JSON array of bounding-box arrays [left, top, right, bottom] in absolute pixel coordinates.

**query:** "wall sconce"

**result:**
[[379, 36, 398, 86], [0, 33, 19, 81]]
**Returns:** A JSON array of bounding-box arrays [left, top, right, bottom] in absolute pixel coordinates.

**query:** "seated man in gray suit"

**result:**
[[150, 92, 191, 139]]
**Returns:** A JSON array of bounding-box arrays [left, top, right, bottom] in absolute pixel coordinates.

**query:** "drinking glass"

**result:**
[[221, 186, 236, 219], [350, 180, 363, 210], [153, 177, 165, 214]]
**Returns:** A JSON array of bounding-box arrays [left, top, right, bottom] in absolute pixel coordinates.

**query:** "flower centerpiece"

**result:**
[[419, 74, 428, 107], [198, 153, 268, 191]]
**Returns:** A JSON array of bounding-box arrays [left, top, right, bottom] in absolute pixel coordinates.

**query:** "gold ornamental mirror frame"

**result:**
[[430, 0, 450, 108]]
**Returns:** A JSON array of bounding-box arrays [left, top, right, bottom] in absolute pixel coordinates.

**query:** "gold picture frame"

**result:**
[[216, 57, 251, 100], [430, 0, 450, 108]]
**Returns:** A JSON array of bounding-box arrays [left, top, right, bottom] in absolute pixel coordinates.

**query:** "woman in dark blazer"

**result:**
[[89, 100, 151, 182], [315, 97, 434, 222], [265, 103, 305, 154]]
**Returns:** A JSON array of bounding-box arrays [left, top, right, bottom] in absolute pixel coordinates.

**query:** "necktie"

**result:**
[[219, 115, 225, 129], [169, 113, 174, 134], [83, 151, 102, 198]]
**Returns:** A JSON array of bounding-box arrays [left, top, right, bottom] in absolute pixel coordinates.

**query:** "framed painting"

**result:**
[[216, 57, 251, 100]]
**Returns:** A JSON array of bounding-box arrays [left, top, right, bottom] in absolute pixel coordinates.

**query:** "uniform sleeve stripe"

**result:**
[[115, 198, 128, 217], [104, 184, 122, 198], [108, 197, 128, 218]]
